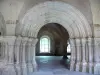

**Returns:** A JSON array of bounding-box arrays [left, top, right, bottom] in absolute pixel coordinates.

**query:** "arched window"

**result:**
[[67, 42, 71, 59], [40, 36, 50, 53], [67, 42, 71, 53]]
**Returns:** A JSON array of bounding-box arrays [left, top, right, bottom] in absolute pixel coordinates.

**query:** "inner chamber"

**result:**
[[36, 23, 71, 70]]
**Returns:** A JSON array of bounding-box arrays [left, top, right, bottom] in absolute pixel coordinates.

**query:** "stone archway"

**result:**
[[14, 1, 94, 75], [16, 1, 92, 38]]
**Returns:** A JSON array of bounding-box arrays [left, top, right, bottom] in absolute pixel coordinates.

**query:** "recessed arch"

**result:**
[[16, 1, 92, 38]]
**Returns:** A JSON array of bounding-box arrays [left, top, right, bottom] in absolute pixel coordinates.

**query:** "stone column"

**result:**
[[0, 36, 5, 60], [31, 38, 38, 71], [88, 38, 94, 74], [94, 38, 100, 74], [70, 39, 76, 71], [27, 38, 33, 73], [2, 36, 16, 75], [14, 36, 22, 75], [81, 38, 87, 72], [21, 37, 28, 75], [75, 39, 82, 72], [0, 36, 7, 66], [0, 41, 4, 58], [4, 39, 8, 63]]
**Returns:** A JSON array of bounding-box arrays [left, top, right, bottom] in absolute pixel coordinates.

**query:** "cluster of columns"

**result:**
[[69, 37, 100, 74], [0, 36, 100, 75], [94, 38, 100, 74], [0, 36, 38, 75]]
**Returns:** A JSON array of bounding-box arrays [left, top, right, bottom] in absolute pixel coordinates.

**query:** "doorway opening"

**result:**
[[36, 23, 71, 71]]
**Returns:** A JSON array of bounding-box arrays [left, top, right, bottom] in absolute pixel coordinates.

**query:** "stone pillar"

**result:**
[[14, 36, 22, 75], [4, 39, 8, 63], [31, 38, 38, 71], [2, 36, 16, 75], [20, 37, 28, 75], [81, 38, 87, 72], [0, 36, 5, 60], [0, 41, 4, 58], [94, 38, 100, 74], [27, 38, 33, 73], [88, 38, 94, 74], [70, 39, 76, 71], [75, 39, 82, 72], [0, 36, 7, 65]]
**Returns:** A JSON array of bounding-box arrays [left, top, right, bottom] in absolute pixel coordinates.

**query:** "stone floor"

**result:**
[[31, 56, 93, 75]]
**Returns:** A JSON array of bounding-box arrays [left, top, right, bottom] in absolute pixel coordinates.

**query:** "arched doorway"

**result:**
[[15, 1, 93, 75], [36, 23, 70, 70]]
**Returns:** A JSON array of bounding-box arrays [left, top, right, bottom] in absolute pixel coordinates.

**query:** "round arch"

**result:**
[[16, 1, 92, 38], [39, 35, 50, 53]]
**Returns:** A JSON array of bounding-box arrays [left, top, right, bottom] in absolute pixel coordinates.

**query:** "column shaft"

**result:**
[[70, 39, 76, 71], [21, 37, 28, 75], [31, 38, 38, 71], [14, 36, 22, 75], [94, 38, 100, 74], [2, 36, 16, 75], [75, 39, 82, 72], [88, 38, 94, 74], [27, 38, 33, 73], [81, 38, 87, 72]]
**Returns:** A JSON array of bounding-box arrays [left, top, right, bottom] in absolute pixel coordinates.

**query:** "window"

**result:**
[[67, 42, 71, 53], [67, 42, 71, 60], [40, 36, 50, 53]]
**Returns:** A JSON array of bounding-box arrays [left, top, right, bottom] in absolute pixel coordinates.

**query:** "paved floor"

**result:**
[[31, 56, 93, 75]]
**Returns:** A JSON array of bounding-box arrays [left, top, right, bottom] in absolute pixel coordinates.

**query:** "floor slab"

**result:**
[[33, 56, 94, 75]]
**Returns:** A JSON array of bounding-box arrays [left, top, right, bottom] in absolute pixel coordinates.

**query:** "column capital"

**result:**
[[4, 36, 16, 46], [21, 37, 28, 45], [15, 36, 22, 46], [75, 39, 81, 47], [81, 38, 87, 47], [69, 39, 75, 47], [31, 38, 38, 46], [81, 38, 86, 42], [88, 38, 94, 47]]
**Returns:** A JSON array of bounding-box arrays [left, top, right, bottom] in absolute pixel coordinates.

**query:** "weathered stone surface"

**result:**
[[0, 0, 100, 75]]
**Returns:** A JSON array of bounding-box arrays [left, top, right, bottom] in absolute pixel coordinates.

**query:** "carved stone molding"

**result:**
[[6, 20, 18, 24], [16, 1, 92, 38]]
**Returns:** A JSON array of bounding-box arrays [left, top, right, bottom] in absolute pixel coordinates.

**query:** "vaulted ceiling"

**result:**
[[37, 23, 69, 42]]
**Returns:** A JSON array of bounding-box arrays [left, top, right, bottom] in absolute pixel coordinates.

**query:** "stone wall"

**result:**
[[0, 0, 100, 75], [0, 36, 38, 75]]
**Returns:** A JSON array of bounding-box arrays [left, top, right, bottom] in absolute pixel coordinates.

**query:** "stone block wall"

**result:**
[[0, 36, 38, 75]]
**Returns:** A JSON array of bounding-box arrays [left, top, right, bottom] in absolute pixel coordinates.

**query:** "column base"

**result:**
[[70, 61, 75, 71], [89, 62, 94, 74], [94, 63, 100, 75], [76, 62, 81, 72], [21, 63, 27, 75], [82, 62, 87, 72], [32, 61, 38, 71], [15, 64, 21, 75], [2, 64, 16, 75], [27, 63, 33, 73]]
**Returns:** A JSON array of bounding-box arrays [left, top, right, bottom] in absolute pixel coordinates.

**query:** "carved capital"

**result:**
[[31, 38, 38, 46]]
